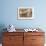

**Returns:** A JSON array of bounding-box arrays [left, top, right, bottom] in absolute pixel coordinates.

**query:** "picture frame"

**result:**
[[17, 7, 34, 20]]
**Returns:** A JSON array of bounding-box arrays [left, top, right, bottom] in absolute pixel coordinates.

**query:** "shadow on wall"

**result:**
[[0, 24, 7, 43]]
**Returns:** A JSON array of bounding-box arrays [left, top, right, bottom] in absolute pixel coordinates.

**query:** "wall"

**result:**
[[0, 0, 46, 29]]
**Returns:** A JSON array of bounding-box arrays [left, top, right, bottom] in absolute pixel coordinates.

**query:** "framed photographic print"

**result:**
[[17, 7, 34, 20]]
